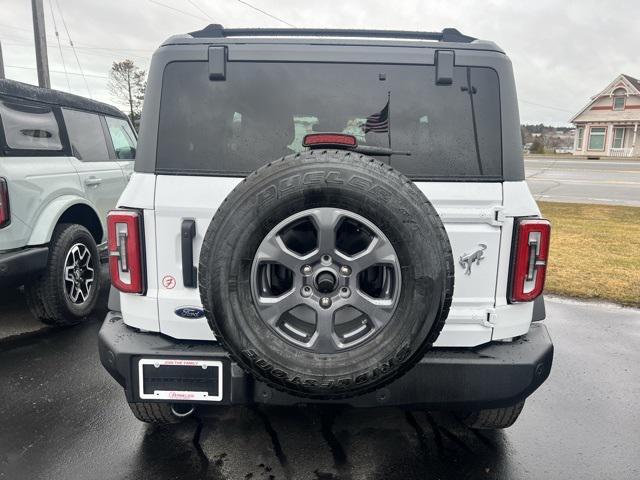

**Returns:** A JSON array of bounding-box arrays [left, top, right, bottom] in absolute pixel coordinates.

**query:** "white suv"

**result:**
[[99, 26, 553, 429], [0, 79, 136, 324]]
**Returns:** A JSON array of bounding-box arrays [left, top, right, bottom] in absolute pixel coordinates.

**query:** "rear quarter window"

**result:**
[[157, 61, 502, 180], [0, 98, 63, 152]]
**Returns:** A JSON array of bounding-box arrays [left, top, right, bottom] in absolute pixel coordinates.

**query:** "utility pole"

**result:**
[[31, 0, 50, 88], [0, 41, 5, 79]]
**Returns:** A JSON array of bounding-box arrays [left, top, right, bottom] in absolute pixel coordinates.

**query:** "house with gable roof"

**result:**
[[571, 74, 640, 157]]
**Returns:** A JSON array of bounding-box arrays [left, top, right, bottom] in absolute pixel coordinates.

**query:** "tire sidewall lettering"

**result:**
[[257, 171, 393, 204], [241, 344, 413, 392]]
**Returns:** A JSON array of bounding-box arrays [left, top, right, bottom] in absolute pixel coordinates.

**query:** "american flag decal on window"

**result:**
[[363, 99, 390, 133]]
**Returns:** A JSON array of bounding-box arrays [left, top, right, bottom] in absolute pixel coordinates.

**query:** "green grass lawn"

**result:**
[[539, 202, 640, 307]]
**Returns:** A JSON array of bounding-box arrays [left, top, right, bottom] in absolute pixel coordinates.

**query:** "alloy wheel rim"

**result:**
[[63, 243, 95, 305], [251, 208, 401, 354]]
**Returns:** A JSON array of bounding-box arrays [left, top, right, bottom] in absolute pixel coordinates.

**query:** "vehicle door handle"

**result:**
[[85, 177, 102, 187], [181, 219, 197, 288]]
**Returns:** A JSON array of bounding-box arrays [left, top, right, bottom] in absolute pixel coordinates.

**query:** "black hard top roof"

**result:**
[[160, 24, 503, 53], [0, 79, 127, 118]]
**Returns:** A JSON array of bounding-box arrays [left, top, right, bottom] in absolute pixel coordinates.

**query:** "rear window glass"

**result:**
[[157, 62, 502, 180], [0, 99, 62, 151], [62, 108, 109, 161]]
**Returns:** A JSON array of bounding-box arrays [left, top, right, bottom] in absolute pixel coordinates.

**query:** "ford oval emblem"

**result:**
[[174, 306, 206, 319]]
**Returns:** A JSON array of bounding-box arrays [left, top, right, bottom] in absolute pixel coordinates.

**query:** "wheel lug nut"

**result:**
[[319, 297, 332, 308], [339, 287, 351, 298], [301, 265, 313, 275], [301, 286, 313, 298], [339, 265, 351, 276]]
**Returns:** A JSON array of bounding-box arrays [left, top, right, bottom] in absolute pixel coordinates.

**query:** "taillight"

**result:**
[[303, 133, 358, 148], [0, 178, 10, 229], [107, 210, 145, 294], [509, 218, 551, 303]]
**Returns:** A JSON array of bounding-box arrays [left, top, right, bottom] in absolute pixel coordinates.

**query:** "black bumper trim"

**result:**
[[532, 295, 546, 321], [0, 246, 48, 287], [99, 312, 553, 410]]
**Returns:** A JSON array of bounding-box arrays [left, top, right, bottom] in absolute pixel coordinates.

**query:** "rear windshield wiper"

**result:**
[[352, 145, 412, 157]]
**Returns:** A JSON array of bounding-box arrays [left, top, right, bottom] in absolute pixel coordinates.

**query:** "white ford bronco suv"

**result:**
[[0, 79, 136, 324], [99, 25, 553, 429]]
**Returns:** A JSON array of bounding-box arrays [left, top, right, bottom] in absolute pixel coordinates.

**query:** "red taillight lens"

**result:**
[[303, 133, 358, 148], [107, 210, 145, 294], [509, 218, 551, 303], [0, 178, 10, 229]]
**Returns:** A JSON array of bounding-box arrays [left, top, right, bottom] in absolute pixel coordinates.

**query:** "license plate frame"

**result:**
[[137, 358, 223, 402]]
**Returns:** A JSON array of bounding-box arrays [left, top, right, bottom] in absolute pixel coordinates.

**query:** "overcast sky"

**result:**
[[1, 0, 638, 126]]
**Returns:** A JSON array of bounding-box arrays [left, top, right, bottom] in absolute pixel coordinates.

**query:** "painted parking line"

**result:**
[[526, 168, 640, 174], [533, 194, 640, 206], [525, 159, 640, 167], [526, 178, 640, 186]]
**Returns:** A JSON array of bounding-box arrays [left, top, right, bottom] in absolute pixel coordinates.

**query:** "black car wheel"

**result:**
[[25, 223, 102, 326]]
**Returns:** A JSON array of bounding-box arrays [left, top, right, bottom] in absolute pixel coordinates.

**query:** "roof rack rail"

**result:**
[[189, 24, 476, 43]]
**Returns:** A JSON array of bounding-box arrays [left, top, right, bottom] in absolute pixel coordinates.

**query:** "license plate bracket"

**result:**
[[137, 358, 223, 402]]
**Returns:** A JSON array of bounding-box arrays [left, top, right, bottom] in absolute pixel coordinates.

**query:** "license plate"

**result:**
[[137, 358, 223, 402]]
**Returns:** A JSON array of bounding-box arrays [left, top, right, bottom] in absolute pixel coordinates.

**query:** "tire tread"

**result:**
[[128, 402, 182, 424], [461, 401, 525, 429]]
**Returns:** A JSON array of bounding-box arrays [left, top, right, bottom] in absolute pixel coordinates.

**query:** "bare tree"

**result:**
[[108, 60, 146, 127], [530, 137, 545, 154]]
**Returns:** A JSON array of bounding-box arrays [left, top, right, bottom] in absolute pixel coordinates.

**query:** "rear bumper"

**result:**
[[0, 246, 48, 288], [99, 311, 553, 410]]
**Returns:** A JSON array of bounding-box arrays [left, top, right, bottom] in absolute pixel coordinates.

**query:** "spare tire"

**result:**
[[199, 150, 454, 399]]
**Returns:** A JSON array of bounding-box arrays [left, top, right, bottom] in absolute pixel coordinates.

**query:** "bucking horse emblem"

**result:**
[[459, 244, 487, 275]]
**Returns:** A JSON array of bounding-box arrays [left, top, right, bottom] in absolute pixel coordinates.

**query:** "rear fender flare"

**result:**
[[27, 195, 100, 245]]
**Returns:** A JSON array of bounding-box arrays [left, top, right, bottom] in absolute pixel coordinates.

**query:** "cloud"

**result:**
[[1, 0, 638, 125]]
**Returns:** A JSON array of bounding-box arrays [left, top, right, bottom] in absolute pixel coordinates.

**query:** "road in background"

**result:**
[[525, 157, 640, 206], [1, 295, 639, 480]]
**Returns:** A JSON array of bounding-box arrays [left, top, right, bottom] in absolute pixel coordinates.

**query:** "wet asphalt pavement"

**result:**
[[1, 292, 639, 480]]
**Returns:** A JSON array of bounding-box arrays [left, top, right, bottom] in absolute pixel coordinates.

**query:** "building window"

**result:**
[[587, 127, 606, 151], [613, 96, 625, 110], [575, 127, 584, 150], [612, 87, 626, 110], [612, 127, 625, 149]]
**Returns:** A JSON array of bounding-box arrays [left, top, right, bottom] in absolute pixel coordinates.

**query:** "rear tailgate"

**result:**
[[154, 175, 239, 339], [419, 182, 502, 346], [154, 176, 503, 347]]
